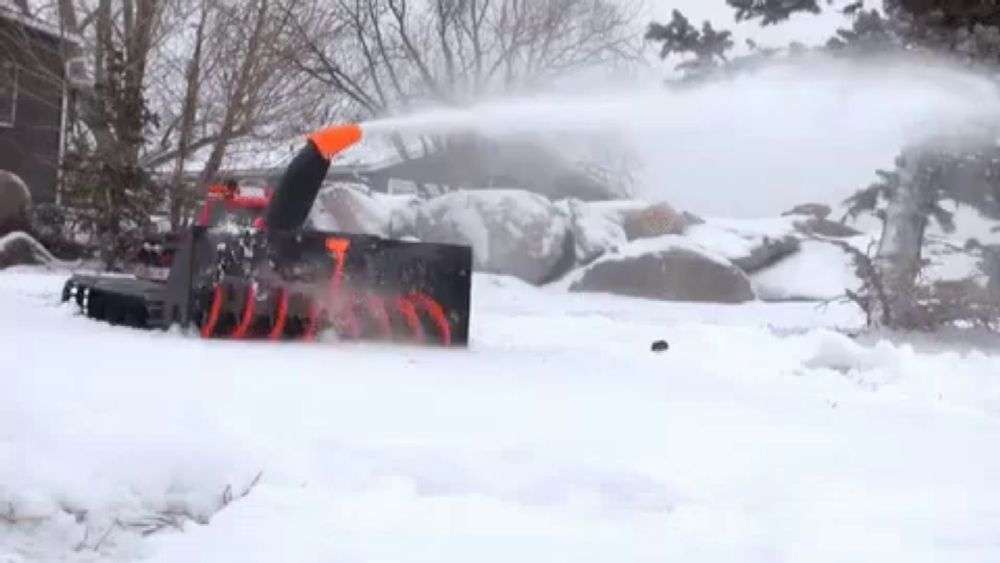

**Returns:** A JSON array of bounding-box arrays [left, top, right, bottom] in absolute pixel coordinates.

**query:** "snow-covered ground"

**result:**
[[2, 267, 1000, 562]]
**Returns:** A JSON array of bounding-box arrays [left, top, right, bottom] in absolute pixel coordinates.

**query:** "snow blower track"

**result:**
[[3, 267, 1000, 562]]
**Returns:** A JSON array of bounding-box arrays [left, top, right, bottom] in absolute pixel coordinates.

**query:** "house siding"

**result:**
[[0, 16, 66, 204]]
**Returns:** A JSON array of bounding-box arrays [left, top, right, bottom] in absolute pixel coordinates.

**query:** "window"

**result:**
[[0, 63, 18, 128]]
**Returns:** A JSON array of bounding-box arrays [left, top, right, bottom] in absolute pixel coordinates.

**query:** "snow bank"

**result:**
[[752, 240, 864, 301]]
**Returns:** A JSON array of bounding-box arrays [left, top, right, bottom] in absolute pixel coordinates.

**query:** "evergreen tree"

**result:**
[[647, 1, 1000, 330]]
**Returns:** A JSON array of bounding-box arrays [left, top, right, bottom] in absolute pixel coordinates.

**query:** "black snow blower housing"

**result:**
[[62, 124, 473, 346]]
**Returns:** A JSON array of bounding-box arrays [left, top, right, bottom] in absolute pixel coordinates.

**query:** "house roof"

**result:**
[[0, 5, 81, 45]]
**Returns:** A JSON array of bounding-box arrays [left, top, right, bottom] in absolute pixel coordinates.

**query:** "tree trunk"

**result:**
[[871, 146, 934, 328], [169, 0, 208, 230], [196, 0, 269, 191]]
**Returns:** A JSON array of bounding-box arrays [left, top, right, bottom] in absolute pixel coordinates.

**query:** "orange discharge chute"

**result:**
[[308, 123, 364, 161]]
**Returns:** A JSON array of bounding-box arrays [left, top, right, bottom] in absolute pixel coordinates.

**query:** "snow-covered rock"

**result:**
[[414, 189, 572, 284], [623, 202, 686, 241], [0, 170, 31, 235], [568, 236, 755, 303], [384, 195, 422, 239], [0, 232, 56, 269], [557, 199, 648, 265], [560, 206, 805, 276], [308, 185, 412, 237], [684, 217, 802, 275]]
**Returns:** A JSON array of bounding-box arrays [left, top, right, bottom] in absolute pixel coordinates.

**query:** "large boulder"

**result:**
[[569, 237, 755, 303], [623, 202, 686, 241], [308, 185, 395, 237], [0, 170, 32, 235], [683, 218, 802, 275], [0, 232, 55, 269], [557, 199, 646, 265], [414, 189, 572, 284]]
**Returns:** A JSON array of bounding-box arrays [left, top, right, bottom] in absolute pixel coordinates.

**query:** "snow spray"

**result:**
[[359, 53, 1000, 216]]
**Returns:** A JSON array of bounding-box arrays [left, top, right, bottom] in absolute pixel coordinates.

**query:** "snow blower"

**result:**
[[62, 124, 473, 346]]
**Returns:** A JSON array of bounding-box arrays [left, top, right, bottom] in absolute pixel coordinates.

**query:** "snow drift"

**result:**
[[2, 266, 1000, 562]]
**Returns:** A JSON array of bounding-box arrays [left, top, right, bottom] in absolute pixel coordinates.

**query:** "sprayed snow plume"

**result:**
[[362, 54, 1000, 142]]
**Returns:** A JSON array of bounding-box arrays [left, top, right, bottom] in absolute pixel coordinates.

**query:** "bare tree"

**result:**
[[12, 0, 323, 235], [285, 0, 641, 116], [141, 0, 324, 227], [279, 0, 642, 196]]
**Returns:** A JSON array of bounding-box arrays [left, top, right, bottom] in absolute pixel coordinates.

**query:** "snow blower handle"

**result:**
[[264, 124, 363, 232]]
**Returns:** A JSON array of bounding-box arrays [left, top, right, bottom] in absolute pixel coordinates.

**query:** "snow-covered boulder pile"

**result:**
[[568, 236, 755, 303], [0, 231, 56, 269], [559, 202, 799, 275], [308, 184, 418, 238], [684, 217, 802, 275], [558, 199, 646, 264], [413, 189, 572, 284], [0, 170, 31, 235]]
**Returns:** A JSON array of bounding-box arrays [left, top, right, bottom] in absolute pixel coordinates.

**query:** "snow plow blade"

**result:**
[[62, 122, 474, 347]]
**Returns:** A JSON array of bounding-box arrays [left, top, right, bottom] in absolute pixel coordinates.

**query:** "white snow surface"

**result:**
[[751, 240, 867, 302], [597, 234, 735, 267], [2, 267, 1000, 562]]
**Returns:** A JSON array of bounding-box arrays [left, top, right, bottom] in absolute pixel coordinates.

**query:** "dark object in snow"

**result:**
[[782, 203, 832, 220], [651, 340, 670, 352], [681, 211, 706, 226], [794, 218, 862, 239], [62, 124, 473, 347]]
